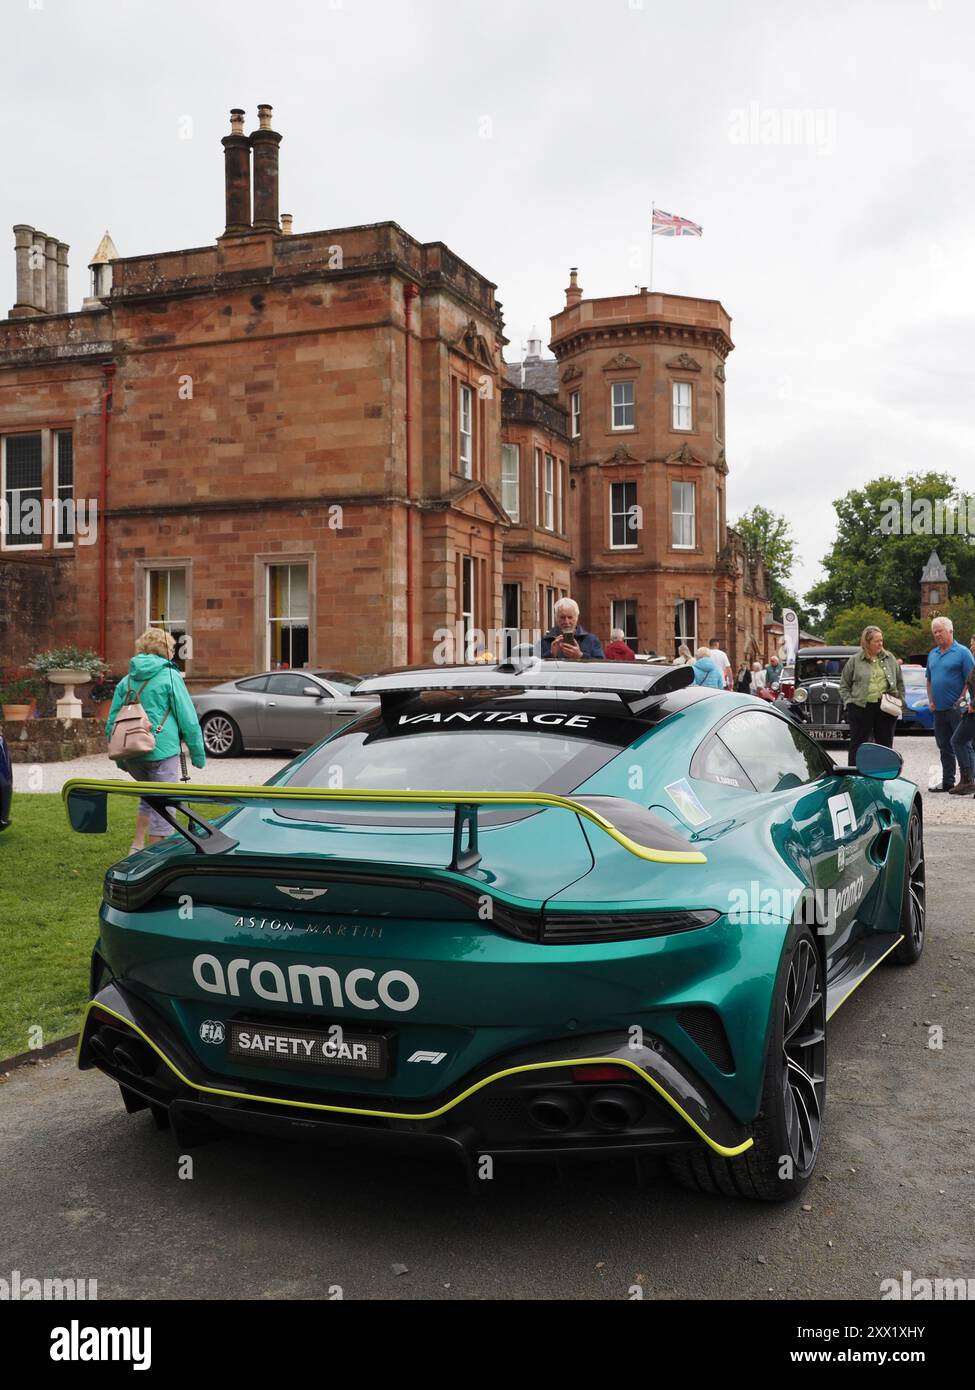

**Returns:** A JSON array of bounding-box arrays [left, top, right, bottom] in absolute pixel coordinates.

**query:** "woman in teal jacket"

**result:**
[[106, 628, 206, 851]]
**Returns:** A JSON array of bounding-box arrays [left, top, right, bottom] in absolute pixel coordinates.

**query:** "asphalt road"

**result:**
[[1, 820, 972, 1302]]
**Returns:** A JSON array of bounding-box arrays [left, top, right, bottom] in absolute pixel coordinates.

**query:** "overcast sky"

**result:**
[[4, 0, 973, 601]]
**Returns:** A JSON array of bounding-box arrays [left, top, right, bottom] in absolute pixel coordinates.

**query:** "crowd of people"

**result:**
[[539, 599, 975, 786]]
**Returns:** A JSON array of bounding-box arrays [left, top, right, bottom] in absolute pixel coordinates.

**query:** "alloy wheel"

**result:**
[[906, 813, 926, 950], [203, 716, 236, 755], [781, 938, 826, 1173]]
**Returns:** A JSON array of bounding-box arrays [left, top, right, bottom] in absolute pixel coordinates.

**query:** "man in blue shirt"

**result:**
[[926, 616, 975, 792]]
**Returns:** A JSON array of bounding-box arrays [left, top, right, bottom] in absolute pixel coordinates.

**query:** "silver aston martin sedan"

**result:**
[[191, 670, 377, 757]]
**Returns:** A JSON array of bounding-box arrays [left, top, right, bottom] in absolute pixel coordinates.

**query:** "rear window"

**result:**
[[288, 722, 622, 795], [285, 706, 634, 806]]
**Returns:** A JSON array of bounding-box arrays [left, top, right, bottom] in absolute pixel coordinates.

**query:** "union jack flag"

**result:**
[[652, 208, 703, 237]]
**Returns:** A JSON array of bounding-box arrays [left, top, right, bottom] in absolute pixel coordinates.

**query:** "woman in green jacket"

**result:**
[[106, 628, 207, 851], [838, 625, 906, 762]]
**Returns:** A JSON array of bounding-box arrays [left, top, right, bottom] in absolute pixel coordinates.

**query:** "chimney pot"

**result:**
[[32, 230, 48, 311], [12, 224, 38, 316], [280, 213, 293, 235], [565, 266, 583, 307], [250, 106, 282, 233], [221, 108, 253, 236], [45, 235, 59, 315], [56, 242, 70, 313]]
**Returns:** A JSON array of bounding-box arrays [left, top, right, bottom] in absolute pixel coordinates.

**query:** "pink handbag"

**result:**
[[107, 678, 172, 761]]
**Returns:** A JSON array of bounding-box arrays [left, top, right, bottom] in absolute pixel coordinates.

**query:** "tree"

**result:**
[[805, 472, 975, 626], [942, 594, 975, 646], [825, 606, 928, 659], [732, 506, 820, 629], [826, 606, 895, 646]]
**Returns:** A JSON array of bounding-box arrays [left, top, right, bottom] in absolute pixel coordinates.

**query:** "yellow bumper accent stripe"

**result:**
[[80, 1001, 751, 1158], [62, 779, 707, 865]]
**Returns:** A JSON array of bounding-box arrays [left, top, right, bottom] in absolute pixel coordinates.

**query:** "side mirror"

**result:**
[[302, 685, 323, 698], [855, 742, 903, 780]]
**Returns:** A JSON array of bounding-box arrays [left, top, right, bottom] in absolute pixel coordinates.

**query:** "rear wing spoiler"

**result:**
[[61, 780, 707, 869], [353, 659, 694, 718]]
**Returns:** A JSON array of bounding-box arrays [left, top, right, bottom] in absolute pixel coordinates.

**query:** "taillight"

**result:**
[[541, 908, 720, 944], [571, 1064, 633, 1082]]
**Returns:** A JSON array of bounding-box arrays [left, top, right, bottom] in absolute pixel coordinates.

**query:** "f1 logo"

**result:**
[[828, 791, 857, 840], [407, 1050, 447, 1065]]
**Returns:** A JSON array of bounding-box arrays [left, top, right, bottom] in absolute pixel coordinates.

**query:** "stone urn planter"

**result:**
[[47, 668, 92, 720]]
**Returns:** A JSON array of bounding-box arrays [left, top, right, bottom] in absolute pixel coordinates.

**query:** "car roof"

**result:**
[[796, 646, 858, 657]]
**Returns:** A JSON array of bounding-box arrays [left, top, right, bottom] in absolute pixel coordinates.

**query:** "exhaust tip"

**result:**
[[111, 1041, 153, 1079], [587, 1089, 646, 1131], [527, 1093, 579, 1133]]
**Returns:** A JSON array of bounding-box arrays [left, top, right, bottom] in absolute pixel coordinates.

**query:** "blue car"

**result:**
[[900, 665, 933, 734], [0, 731, 11, 830]]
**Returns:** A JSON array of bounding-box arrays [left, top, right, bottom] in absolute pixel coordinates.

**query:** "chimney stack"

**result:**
[[250, 104, 282, 233], [221, 108, 252, 235], [565, 267, 583, 307], [10, 225, 71, 316]]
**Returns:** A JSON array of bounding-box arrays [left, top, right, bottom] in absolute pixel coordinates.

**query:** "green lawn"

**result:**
[[0, 793, 213, 1060]]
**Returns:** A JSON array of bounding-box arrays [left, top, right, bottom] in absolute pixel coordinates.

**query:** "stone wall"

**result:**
[[0, 715, 105, 763]]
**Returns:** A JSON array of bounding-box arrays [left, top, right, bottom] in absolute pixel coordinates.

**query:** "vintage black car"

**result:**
[[790, 646, 858, 744]]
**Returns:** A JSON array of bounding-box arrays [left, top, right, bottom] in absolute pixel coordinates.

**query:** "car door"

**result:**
[[717, 709, 882, 968], [311, 676, 371, 732], [258, 673, 337, 748]]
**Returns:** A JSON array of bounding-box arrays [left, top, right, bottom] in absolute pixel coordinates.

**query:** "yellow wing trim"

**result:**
[[80, 1001, 750, 1158], [62, 779, 707, 865]]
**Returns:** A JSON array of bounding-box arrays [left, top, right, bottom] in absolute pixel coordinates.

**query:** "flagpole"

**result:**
[[649, 202, 655, 292]]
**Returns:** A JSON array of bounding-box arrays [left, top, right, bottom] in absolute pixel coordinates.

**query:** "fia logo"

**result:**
[[828, 791, 857, 840], [199, 1020, 225, 1044]]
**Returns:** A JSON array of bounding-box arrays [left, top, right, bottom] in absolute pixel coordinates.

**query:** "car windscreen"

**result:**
[[797, 657, 848, 680], [315, 671, 361, 695]]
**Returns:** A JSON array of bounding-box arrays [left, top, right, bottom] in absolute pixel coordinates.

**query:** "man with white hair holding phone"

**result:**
[[538, 597, 605, 661]]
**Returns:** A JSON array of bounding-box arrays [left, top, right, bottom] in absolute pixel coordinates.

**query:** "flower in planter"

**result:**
[[0, 668, 45, 705], [30, 646, 108, 680], [89, 677, 119, 703]]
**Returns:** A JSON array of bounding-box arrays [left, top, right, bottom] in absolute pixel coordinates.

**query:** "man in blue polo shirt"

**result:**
[[926, 616, 975, 792]]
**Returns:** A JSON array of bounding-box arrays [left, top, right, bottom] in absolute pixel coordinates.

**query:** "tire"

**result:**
[[889, 803, 925, 966], [200, 712, 243, 758], [667, 925, 827, 1201]]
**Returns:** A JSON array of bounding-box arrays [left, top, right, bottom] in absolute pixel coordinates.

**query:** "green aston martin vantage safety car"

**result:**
[[65, 660, 925, 1200]]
